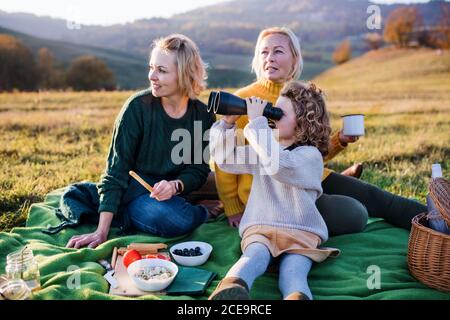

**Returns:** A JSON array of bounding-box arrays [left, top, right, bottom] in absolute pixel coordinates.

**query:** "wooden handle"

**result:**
[[117, 243, 168, 256], [111, 247, 118, 269], [129, 170, 154, 193], [128, 243, 167, 252], [117, 248, 160, 255]]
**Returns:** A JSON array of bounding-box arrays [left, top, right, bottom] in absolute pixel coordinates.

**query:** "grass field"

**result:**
[[1, 48, 449, 231]]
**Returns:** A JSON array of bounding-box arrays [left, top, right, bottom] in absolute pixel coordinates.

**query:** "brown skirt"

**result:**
[[241, 225, 340, 263]]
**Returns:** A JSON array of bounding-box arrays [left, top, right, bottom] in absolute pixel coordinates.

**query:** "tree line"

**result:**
[[2, 5, 449, 90], [332, 6, 450, 65], [0, 34, 116, 92]]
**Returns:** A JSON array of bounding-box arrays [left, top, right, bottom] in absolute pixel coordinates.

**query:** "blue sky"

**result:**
[[0, 0, 434, 26]]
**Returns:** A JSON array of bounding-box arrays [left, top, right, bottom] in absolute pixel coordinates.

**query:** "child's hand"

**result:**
[[246, 97, 268, 121]]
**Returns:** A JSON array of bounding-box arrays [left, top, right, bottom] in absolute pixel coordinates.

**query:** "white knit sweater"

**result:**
[[210, 117, 329, 242]]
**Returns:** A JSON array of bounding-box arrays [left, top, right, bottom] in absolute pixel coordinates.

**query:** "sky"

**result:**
[[0, 0, 434, 26]]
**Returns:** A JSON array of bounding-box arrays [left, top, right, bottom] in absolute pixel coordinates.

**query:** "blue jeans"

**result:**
[[124, 194, 208, 237]]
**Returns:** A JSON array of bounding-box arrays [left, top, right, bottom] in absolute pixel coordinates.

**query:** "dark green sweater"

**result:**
[[98, 89, 215, 214]]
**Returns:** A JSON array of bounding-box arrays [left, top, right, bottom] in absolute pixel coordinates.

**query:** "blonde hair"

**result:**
[[280, 81, 331, 156], [151, 34, 207, 99], [251, 27, 303, 82]]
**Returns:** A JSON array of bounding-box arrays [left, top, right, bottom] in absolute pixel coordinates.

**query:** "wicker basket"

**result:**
[[407, 178, 450, 293], [429, 178, 450, 226]]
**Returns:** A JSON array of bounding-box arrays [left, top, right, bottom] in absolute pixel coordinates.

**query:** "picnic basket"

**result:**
[[408, 177, 450, 293]]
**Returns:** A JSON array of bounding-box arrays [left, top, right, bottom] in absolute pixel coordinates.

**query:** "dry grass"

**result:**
[[316, 48, 450, 201], [1, 48, 449, 231]]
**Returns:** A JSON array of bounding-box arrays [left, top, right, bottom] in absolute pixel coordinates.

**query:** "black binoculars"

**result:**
[[207, 91, 284, 121]]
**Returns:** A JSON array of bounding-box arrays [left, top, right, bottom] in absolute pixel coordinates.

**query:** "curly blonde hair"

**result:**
[[152, 34, 207, 99], [280, 81, 331, 156]]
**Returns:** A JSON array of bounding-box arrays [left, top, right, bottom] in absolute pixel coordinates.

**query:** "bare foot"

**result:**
[[341, 163, 364, 179], [198, 200, 224, 219]]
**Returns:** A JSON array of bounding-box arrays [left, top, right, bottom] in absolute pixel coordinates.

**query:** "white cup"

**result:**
[[342, 114, 365, 136]]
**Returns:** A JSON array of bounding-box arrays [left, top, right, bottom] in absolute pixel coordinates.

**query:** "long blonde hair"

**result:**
[[152, 34, 207, 99], [251, 27, 303, 82]]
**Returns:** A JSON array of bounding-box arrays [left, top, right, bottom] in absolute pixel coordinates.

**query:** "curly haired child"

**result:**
[[208, 81, 340, 300]]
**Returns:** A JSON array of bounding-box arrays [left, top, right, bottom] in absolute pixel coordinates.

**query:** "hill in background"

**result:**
[[0, 26, 255, 89], [314, 47, 450, 96], [0, 0, 448, 88], [0, 26, 146, 89]]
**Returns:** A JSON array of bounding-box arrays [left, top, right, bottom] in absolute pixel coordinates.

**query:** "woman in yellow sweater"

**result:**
[[214, 27, 426, 233]]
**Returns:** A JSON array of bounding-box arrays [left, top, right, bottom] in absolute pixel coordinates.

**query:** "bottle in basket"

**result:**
[[426, 163, 450, 235]]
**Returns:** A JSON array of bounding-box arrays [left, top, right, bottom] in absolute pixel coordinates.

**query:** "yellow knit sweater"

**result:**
[[214, 79, 347, 216]]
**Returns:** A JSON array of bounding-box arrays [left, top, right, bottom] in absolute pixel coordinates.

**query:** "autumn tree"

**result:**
[[416, 4, 450, 49], [332, 39, 351, 65], [435, 4, 450, 49], [37, 48, 66, 89], [66, 55, 116, 91], [0, 34, 39, 92], [383, 6, 424, 48]]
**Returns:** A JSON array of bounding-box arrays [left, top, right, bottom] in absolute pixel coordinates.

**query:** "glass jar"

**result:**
[[5, 246, 41, 291], [0, 276, 32, 300]]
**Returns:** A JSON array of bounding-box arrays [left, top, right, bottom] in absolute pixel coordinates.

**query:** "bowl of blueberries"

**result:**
[[169, 241, 213, 266]]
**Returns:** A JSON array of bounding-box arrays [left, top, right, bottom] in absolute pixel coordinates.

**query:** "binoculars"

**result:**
[[207, 91, 284, 121]]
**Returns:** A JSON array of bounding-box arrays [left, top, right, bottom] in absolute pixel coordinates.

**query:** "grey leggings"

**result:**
[[317, 173, 427, 236], [226, 242, 313, 299]]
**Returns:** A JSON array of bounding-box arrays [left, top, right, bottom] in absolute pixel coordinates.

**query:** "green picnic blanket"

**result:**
[[1, 187, 449, 300]]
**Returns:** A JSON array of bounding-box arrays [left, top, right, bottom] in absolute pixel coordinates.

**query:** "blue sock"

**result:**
[[225, 242, 271, 289], [279, 253, 313, 300]]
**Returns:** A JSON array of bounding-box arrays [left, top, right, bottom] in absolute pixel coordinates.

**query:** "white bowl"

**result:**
[[127, 258, 178, 292], [169, 241, 213, 267]]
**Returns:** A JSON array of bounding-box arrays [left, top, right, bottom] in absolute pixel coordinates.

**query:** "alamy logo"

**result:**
[[366, 265, 381, 289], [66, 265, 81, 290], [66, 6, 82, 30], [171, 121, 210, 165], [367, 5, 382, 30], [168, 121, 281, 175], [209, 125, 280, 175]]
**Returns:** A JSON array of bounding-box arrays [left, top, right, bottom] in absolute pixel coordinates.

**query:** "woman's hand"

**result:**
[[227, 213, 243, 228], [338, 129, 359, 146], [66, 211, 113, 249], [246, 97, 267, 121], [66, 231, 108, 249], [151, 180, 177, 201]]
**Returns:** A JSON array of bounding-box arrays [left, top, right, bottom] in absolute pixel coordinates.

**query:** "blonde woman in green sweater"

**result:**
[[67, 34, 216, 249]]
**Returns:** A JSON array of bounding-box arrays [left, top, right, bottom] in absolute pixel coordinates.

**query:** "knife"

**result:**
[[98, 259, 119, 289]]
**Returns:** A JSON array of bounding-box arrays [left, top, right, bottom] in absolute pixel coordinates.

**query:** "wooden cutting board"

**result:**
[[108, 252, 170, 296]]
